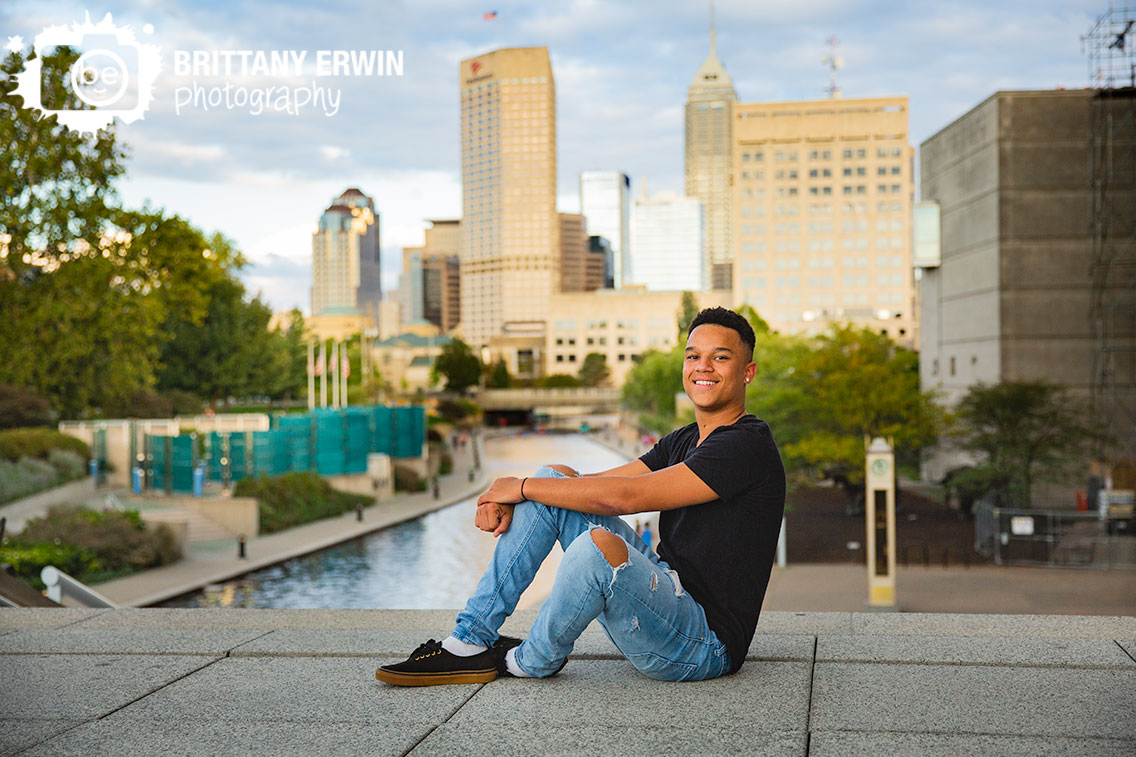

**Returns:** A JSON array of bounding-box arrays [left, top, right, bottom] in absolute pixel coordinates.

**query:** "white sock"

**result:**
[[505, 646, 533, 677], [441, 635, 488, 657]]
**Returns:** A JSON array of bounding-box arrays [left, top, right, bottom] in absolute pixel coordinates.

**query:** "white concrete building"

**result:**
[[630, 192, 706, 291], [579, 171, 631, 288]]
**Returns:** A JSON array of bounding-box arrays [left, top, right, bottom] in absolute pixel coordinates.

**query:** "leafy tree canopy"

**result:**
[[952, 381, 1108, 508], [676, 291, 699, 340], [578, 352, 610, 387], [1, 47, 298, 417], [431, 338, 482, 393], [486, 358, 512, 389]]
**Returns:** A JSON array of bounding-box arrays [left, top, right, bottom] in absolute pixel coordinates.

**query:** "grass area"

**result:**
[[233, 472, 374, 534]]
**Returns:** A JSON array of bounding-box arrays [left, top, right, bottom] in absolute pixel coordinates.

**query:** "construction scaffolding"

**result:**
[[1085, 6, 1136, 468]]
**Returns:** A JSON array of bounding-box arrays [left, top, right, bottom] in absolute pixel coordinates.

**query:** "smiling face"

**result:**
[[682, 323, 757, 414]]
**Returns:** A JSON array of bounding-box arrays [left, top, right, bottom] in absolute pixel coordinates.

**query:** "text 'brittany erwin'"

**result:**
[[172, 50, 405, 78]]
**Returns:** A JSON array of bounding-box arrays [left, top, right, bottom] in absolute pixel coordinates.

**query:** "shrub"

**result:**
[[394, 466, 426, 493], [437, 398, 479, 423], [3, 506, 181, 589], [0, 542, 102, 589], [534, 374, 582, 388], [0, 428, 90, 462], [47, 449, 86, 480], [165, 389, 205, 416], [0, 385, 54, 429], [233, 472, 373, 534], [0, 457, 61, 502]]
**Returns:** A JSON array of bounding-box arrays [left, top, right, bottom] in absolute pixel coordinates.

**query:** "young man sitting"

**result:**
[[376, 306, 786, 685]]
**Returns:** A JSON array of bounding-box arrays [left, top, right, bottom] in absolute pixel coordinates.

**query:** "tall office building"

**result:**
[[459, 47, 558, 346], [396, 249, 424, 324], [732, 97, 915, 343], [630, 192, 706, 291], [685, 21, 736, 291], [398, 219, 461, 331], [579, 171, 631, 288], [589, 236, 614, 289], [310, 187, 381, 320], [559, 213, 589, 292], [422, 255, 461, 332]]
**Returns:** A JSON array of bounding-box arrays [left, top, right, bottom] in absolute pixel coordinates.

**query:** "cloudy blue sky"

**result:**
[[3, 0, 1105, 313]]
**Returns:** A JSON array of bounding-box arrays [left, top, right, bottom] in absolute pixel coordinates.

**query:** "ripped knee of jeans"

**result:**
[[589, 527, 629, 569]]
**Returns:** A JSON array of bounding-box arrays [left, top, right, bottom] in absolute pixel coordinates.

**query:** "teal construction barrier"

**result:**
[[145, 433, 198, 494], [154, 405, 426, 492]]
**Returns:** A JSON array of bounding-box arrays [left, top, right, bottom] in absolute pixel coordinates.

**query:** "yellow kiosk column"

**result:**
[[865, 437, 897, 608]]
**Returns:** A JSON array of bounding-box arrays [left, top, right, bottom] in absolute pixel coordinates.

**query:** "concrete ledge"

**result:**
[[2, 609, 1133, 755]]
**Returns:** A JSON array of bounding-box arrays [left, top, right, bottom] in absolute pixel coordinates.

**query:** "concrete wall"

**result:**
[[918, 89, 1100, 483], [997, 90, 1096, 396], [919, 93, 1001, 409], [141, 495, 259, 538]]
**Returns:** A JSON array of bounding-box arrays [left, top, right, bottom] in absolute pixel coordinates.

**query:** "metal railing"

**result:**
[[39, 566, 120, 608], [975, 499, 1136, 569]]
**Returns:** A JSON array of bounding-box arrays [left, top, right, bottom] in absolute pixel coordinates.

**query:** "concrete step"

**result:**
[[140, 507, 235, 543]]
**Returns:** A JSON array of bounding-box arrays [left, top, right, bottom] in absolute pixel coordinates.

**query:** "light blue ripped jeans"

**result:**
[[452, 466, 731, 682]]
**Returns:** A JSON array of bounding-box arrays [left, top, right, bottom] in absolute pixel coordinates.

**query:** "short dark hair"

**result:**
[[688, 307, 756, 357]]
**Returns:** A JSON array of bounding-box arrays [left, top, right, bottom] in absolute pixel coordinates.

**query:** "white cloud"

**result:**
[[320, 145, 350, 161]]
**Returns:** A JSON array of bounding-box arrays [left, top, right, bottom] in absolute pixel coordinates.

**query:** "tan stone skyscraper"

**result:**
[[458, 47, 557, 346], [685, 19, 737, 291], [732, 96, 915, 345]]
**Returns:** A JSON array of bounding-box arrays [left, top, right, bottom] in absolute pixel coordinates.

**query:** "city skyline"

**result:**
[[0, 0, 1103, 314]]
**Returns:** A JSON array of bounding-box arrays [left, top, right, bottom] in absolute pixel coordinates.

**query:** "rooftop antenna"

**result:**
[[823, 35, 843, 99], [709, 1, 716, 55]]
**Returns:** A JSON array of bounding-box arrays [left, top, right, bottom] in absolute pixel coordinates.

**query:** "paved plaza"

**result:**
[[1, 607, 1134, 755]]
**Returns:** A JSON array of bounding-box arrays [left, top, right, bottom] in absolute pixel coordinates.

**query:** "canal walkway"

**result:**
[[89, 436, 492, 607], [1, 607, 1133, 755]]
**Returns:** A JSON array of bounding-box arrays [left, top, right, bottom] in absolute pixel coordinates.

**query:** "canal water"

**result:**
[[159, 433, 631, 609]]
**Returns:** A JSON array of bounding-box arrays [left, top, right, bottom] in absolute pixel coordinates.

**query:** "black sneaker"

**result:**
[[492, 634, 523, 674], [493, 635, 568, 678], [375, 639, 498, 686]]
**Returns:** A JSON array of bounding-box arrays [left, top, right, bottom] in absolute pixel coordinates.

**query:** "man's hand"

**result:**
[[475, 477, 526, 536], [475, 501, 514, 537], [477, 476, 525, 508]]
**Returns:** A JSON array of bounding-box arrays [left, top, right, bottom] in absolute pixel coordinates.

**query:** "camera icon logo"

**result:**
[[11, 12, 161, 135]]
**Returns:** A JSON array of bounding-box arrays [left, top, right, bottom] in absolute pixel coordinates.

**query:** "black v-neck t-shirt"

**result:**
[[639, 414, 786, 674]]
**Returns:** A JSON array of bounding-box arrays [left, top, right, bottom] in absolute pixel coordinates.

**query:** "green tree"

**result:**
[[621, 346, 685, 436], [276, 309, 310, 401], [753, 325, 942, 504], [431, 338, 482, 393], [1, 47, 125, 279], [578, 352, 611, 387], [0, 49, 236, 417], [487, 358, 512, 389], [676, 291, 699, 340], [735, 303, 772, 335], [953, 381, 1106, 508], [156, 242, 287, 406]]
